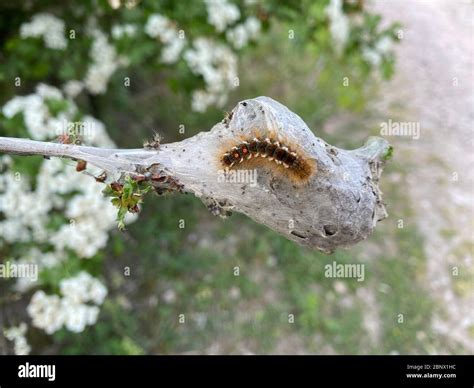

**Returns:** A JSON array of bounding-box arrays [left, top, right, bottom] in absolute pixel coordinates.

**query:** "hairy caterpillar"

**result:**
[[219, 134, 316, 185]]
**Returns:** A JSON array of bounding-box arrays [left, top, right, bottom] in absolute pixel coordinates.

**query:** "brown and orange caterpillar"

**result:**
[[220, 134, 316, 185]]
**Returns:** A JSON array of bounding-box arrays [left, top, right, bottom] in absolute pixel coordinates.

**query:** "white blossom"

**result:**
[[205, 0, 240, 32], [362, 47, 382, 66], [36, 83, 64, 100], [375, 36, 393, 55], [2, 97, 24, 118], [27, 273, 107, 335], [144, 14, 170, 38], [20, 13, 67, 50], [191, 89, 218, 112], [80, 115, 116, 147], [60, 271, 107, 304], [111, 23, 137, 39], [0, 86, 136, 301], [1, 84, 73, 140], [27, 291, 65, 334], [326, 0, 349, 54], [161, 36, 186, 64], [13, 249, 61, 293], [226, 24, 248, 49], [226, 17, 261, 49], [62, 301, 100, 333], [4, 323, 31, 355], [145, 14, 186, 64], [162, 289, 177, 304], [63, 80, 84, 99], [84, 30, 120, 94], [184, 38, 238, 111], [244, 17, 261, 39]]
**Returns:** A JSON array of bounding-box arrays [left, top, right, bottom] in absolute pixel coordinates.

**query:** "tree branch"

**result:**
[[0, 97, 391, 253]]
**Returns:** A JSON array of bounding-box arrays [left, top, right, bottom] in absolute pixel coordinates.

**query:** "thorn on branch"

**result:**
[[94, 172, 107, 183], [143, 132, 162, 150], [222, 110, 234, 127]]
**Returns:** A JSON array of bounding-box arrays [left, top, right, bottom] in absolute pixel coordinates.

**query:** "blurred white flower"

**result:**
[[2, 97, 24, 118], [27, 273, 107, 335], [375, 36, 393, 55], [191, 90, 217, 112], [36, 83, 64, 100], [111, 23, 137, 39], [161, 36, 186, 64], [226, 17, 261, 49], [244, 17, 261, 39], [0, 86, 136, 305], [13, 249, 61, 293], [144, 14, 169, 38], [162, 289, 177, 304], [326, 0, 349, 54], [1, 84, 74, 140], [60, 273, 91, 304], [145, 14, 186, 64], [62, 301, 100, 333], [362, 47, 382, 66], [4, 323, 31, 355], [226, 24, 248, 49], [84, 30, 120, 94], [63, 80, 84, 99], [27, 291, 65, 334], [81, 115, 116, 147], [145, 13, 244, 109], [20, 13, 67, 50], [60, 271, 107, 304], [205, 0, 240, 32], [184, 38, 238, 111]]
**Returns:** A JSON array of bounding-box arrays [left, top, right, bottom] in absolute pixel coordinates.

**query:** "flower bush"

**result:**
[[0, 0, 399, 354]]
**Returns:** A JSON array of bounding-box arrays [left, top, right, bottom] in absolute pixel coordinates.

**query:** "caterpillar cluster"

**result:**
[[220, 136, 316, 185]]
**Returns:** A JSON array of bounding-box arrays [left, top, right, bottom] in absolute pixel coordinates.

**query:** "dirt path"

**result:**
[[370, 0, 474, 352]]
